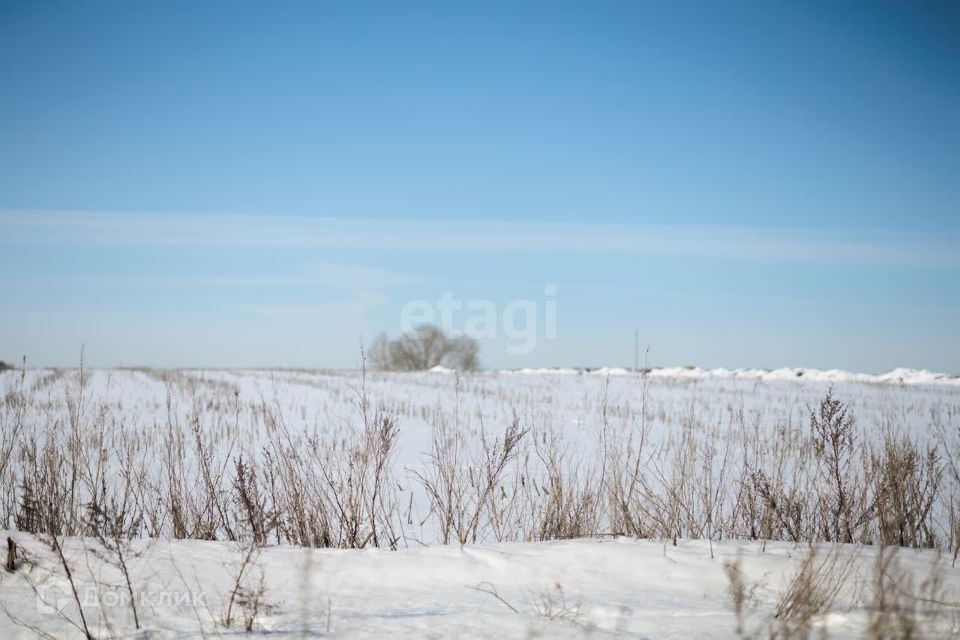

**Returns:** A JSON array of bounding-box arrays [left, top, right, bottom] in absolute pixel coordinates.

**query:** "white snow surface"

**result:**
[[427, 364, 456, 374], [2, 366, 960, 637], [2, 532, 957, 639], [504, 365, 960, 386], [4, 365, 956, 476]]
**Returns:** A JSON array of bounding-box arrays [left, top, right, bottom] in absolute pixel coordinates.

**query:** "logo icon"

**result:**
[[36, 583, 71, 615]]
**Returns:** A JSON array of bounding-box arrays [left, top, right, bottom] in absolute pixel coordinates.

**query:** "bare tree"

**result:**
[[370, 325, 479, 371]]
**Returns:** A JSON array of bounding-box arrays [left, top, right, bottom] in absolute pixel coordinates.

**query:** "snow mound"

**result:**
[[496, 366, 960, 386], [588, 367, 634, 376], [502, 367, 582, 375], [428, 365, 457, 374]]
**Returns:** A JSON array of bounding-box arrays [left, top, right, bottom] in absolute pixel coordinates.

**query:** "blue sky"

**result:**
[[1, 1, 958, 371]]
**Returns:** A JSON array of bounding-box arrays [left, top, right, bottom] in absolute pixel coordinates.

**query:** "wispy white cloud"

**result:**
[[1, 209, 958, 268], [0, 264, 423, 290], [0, 274, 315, 288], [250, 292, 392, 318], [299, 263, 425, 289]]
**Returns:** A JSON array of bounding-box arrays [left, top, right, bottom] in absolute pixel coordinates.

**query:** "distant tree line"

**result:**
[[370, 325, 479, 371]]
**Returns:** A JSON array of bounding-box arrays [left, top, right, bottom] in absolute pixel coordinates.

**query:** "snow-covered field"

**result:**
[[1, 366, 959, 638], [5, 365, 958, 471], [3, 533, 958, 639]]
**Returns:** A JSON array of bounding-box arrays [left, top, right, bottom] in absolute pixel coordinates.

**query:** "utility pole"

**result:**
[[634, 329, 639, 372]]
